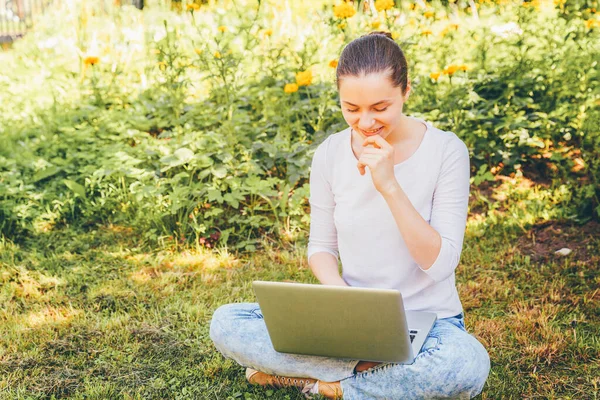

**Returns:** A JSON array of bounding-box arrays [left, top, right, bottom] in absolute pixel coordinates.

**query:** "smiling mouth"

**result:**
[[361, 126, 383, 136]]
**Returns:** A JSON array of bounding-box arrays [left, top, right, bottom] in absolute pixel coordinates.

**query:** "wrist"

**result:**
[[320, 276, 349, 286], [380, 181, 402, 198]]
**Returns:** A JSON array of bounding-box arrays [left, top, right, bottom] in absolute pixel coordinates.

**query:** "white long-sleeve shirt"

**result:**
[[307, 117, 470, 318]]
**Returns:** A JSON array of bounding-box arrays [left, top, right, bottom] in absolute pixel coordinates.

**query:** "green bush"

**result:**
[[0, 0, 598, 249]]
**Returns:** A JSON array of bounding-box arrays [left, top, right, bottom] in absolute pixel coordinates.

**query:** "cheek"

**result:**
[[342, 111, 358, 125], [382, 110, 403, 126]]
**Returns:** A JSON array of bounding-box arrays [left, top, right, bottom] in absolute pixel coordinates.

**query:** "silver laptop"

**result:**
[[252, 280, 437, 363]]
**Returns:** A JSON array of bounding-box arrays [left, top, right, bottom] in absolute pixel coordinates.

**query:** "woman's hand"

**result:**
[[357, 135, 399, 195]]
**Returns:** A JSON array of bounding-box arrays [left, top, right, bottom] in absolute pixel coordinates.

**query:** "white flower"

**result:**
[[38, 37, 59, 49], [153, 30, 167, 42], [490, 22, 523, 38]]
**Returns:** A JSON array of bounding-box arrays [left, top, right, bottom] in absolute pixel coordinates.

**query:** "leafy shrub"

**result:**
[[0, 0, 598, 249]]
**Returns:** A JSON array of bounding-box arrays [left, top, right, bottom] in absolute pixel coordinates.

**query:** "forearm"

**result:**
[[308, 252, 349, 286], [381, 182, 442, 270]]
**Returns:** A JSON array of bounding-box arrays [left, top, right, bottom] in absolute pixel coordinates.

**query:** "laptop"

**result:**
[[252, 280, 437, 363]]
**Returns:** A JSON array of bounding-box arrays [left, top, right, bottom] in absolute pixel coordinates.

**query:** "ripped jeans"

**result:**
[[210, 302, 490, 399]]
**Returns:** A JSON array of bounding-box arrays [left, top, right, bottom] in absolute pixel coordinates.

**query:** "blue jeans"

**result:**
[[210, 302, 490, 399]]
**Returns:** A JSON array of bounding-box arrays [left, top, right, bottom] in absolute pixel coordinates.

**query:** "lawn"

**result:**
[[1, 177, 598, 399]]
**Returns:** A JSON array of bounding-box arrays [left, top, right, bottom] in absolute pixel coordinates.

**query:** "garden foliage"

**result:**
[[0, 0, 598, 250]]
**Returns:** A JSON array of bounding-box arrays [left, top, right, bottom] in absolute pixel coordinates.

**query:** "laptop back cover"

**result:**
[[252, 280, 414, 363]]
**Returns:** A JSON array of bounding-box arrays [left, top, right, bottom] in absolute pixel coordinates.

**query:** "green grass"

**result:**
[[1, 177, 599, 399]]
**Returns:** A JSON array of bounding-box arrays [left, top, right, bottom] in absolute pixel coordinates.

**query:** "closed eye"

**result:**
[[346, 107, 388, 113]]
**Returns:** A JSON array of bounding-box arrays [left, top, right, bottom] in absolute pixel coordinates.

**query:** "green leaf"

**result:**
[[205, 207, 224, 218], [63, 179, 87, 198], [223, 193, 240, 208], [198, 169, 212, 180], [32, 166, 61, 183], [174, 148, 195, 162], [207, 188, 224, 203], [212, 165, 228, 179]]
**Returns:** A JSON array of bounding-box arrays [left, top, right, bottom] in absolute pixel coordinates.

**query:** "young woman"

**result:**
[[210, 32, 491, 399]]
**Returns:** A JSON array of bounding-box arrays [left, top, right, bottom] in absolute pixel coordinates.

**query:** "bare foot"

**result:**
[[354, 360, 382, 373]]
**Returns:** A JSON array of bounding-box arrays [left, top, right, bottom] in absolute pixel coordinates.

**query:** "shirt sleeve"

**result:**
[[418, 136, 470, 282], [307, 138, 339, 263]]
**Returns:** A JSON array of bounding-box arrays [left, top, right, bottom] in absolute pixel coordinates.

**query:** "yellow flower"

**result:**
[[333, 2, 356, 19], [392, 31, 400, 39], [408, 18, 417, 26], [295, 69, 313, 87], [338, 22, 347, 29], [424, 11, 435, 18], [157, 61, 167, 70], [458, 64, 469, 71], [421, 29, 433, 36], [522, 0, 540, 9], [584, 19, 600, 29], [80, 12, 88, 28], [443, 65, 459, 75], [371, 19, 381, 29], [218, 26, 227, 33], [194, 48, 203, 55], [214, 51, 221, 59], [83, 56, 99, 66], [264, 29, 273, 36], [329, 59, 339, 68], [375, 0, 394, 12], [151, 49, 161, 55], [284, 83, 299, 93], [186, 3, 200, 11], [430, 72, 441, 81]]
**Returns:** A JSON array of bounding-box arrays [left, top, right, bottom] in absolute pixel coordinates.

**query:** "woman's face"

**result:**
[[338, 70, 410, 143]]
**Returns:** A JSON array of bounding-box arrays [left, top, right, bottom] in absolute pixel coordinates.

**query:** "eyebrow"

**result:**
[[342, 100, 392, 107]]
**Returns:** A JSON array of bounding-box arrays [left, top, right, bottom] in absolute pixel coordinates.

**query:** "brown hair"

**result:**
[[336, 31, 409, 94]]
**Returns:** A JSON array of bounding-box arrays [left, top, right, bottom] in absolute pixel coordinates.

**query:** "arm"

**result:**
[[308, 252, 349, 286], [381, 139, 470, 281], [381, 186, 442, 269], [306, 139, 348, 286]]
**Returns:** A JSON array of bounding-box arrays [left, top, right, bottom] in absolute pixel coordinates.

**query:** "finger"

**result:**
[[357, 160, 371, 175], [361, 147, 386, 155], [363, 135, 392, 150], [357, 162, 366, 175], [358, 154, 382, 163]]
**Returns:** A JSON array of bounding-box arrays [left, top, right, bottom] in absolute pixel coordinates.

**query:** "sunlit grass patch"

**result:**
[[467, 175, 573, 237], [159, 248, 241, 271], [20, 305, 83, 330], [0, 266, 66, 321], [508, 301, 568, 363]]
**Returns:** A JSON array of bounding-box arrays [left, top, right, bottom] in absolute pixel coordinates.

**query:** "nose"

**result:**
[[357, 112, 375, 130]]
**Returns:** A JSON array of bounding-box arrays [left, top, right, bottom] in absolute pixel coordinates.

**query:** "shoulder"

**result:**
[[312, 127, 350, 161], [425, 123, 469, 162], [315, 128, 350, 150]]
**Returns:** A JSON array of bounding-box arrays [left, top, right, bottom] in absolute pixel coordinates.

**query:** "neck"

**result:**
[[386, 114, 414, 145]]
